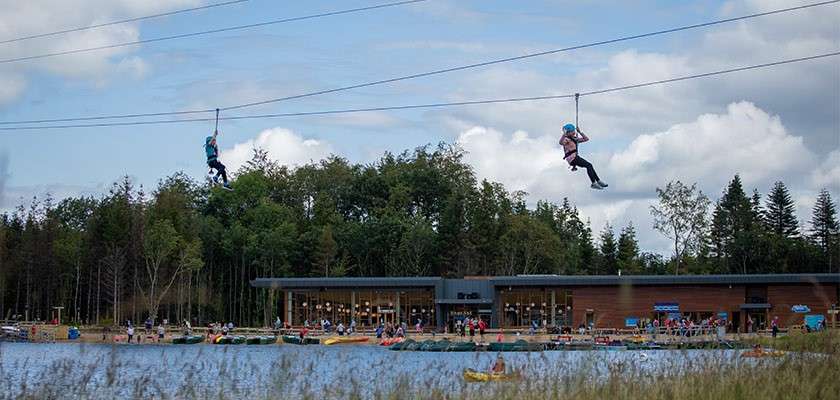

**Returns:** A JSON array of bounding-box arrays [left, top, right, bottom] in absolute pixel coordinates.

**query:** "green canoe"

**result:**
[[246, 336, 277, 345], [445, 341, 477, 352], [418, 339, 437, 351], [487, 339, 544, 352], [428, 339, 450, 352], [281, 335, 320, 345], [171, 335, 204, 344], [215, 335, 246, 345], [390, 338, 414, 351]]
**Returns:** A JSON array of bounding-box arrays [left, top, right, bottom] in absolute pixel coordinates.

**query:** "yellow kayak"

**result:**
[[463, 368, 521, 382], [323, 336, 370, 346], [741, 350, 786, 358]]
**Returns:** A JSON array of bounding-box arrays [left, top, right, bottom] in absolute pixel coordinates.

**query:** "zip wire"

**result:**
[[572, 93, 580, 171], [215, 108, 220, 132], [1, 0, 834, 126], [0, 0, 249, 45], [1, 51, 835, 132], [0, 0, 429, 65]]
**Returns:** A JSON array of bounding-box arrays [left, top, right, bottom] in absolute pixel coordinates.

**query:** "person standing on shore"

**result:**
[[771, 317, 779, 338], [126, 324, 134, 343], [157, 324, 165, 343]]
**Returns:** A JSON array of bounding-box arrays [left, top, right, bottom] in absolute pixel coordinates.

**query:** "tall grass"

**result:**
[[1, 333, 837, 400]]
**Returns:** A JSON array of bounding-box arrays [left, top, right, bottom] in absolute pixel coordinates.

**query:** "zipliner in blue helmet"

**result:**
[[558, 122, 608, 190]]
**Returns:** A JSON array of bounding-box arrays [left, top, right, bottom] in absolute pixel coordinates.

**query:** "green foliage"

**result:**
[[650, 180, 711, 274], [0, 143, 834, 326]]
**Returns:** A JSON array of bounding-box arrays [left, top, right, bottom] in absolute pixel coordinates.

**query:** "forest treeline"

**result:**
[[1, 143, 837, 327]]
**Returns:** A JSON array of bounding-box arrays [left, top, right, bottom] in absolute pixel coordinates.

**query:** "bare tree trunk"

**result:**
[[74, 260, 81, 323], [96, 264, 101, 325]]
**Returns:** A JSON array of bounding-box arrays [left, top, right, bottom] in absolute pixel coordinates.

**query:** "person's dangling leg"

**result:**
[[571, 156, 607, 189], [209, 160, 231, 189], [571, 156, 598, 183]]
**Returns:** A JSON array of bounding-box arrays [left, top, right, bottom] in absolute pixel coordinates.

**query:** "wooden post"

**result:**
[[550, 290, 556, 327]]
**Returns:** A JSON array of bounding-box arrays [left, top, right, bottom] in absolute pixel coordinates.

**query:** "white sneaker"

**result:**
[[591, 182, 604, 190], [597, 180, 609, 188]]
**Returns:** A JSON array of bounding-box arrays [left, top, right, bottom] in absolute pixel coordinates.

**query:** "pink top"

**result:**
[[559, 132, 589, 163]]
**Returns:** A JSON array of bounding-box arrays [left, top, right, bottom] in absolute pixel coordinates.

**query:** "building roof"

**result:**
[[489, 274, 840, 286], [250, 277, 442, 289], [251, 274, 840, 289]]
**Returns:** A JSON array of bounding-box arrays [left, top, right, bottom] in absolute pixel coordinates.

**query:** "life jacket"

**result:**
[[205, 136, 218, 162]]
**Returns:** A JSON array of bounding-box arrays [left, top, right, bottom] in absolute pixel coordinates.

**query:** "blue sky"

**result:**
[[0, 0, 837, 253]]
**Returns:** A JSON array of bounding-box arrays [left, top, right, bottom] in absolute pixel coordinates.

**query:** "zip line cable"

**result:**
[[0, 0, 834, 126], [1, 51, 835, 132], [0, 0, 429, 65], [0, 0, 250, 45], [218, 0, 839, 111]]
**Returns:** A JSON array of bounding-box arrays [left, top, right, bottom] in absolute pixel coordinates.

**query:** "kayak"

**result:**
[[463, 368, 521, 383], [281, 335, 320, 345], [741, 350, 786, 358], [390, 338, 414, 351], [246, 336, 277, 345], [418, 339, 437, 351], [171, 335, 204, 344], [594, 344, 627, 351], [214, 335, 246, 345], [445, 341, 477, 352], [487, 340, 543, 352], [380, 337, 404, 346], [428, 339, 450, 352], [323, 336, 369, 346]]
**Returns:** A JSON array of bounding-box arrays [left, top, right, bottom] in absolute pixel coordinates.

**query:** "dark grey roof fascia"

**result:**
[[435, 299, 494, 304], [251, 277, 443, 289], [740, 303, 772, 309], [490, 274, 840, 287]]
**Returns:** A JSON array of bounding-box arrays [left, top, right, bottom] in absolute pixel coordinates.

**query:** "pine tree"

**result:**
[[764, 181, 799, 238], [617, 222, 641, 274], [810, 189, 839, 273], [598, 223, 618, 275]]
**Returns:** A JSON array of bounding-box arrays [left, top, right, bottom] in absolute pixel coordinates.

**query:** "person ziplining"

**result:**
[[560, 94, 608, 190], [204, 108, 233, 191]]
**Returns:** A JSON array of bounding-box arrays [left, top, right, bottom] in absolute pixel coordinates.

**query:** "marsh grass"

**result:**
[[1, 334, 838, 400]]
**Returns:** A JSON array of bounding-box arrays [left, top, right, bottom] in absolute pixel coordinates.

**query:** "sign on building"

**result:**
[[791, 305, 811, 313], [654, 302, 679, 312]]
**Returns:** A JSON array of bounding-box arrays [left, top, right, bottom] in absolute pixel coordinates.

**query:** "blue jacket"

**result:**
[[205, 136, 218, 162]]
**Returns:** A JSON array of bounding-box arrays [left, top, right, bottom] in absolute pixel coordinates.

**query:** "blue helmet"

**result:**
[[563, 124, 576, 133]]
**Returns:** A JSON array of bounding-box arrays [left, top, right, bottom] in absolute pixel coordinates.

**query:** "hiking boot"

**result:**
[[597, 180, 609, 188], [222, 183, 233, 191], [591, 182, 604, 190]]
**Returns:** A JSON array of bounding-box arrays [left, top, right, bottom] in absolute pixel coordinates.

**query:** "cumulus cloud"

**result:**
[[456, 101, 835, 254], [220, 128, 333, 172], [811, 149, 840, 192], [429, 0, 839, 152]]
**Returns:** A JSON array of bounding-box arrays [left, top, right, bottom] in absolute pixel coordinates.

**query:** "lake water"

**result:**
[[0, 342, 755, 399]]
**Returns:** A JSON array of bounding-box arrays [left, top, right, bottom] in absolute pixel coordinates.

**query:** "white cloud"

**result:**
[[0, 0, 199, 104], [810, 149, 840, 192], [0, 74, 27, 105], [220, 127, 333, 172], [455, 101, 835, 254]]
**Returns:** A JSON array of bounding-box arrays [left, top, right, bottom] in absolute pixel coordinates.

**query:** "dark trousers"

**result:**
[[570, 156, 600, 183], [208, 160, 228, 184]]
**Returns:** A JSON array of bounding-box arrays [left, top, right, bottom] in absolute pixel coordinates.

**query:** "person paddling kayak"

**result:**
[[491, 354, 506, 374], [559, 123, 608, 190]]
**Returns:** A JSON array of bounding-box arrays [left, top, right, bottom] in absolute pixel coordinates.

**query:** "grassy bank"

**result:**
[[742, 330, 840, 353], [2, 335, 838, 400]]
